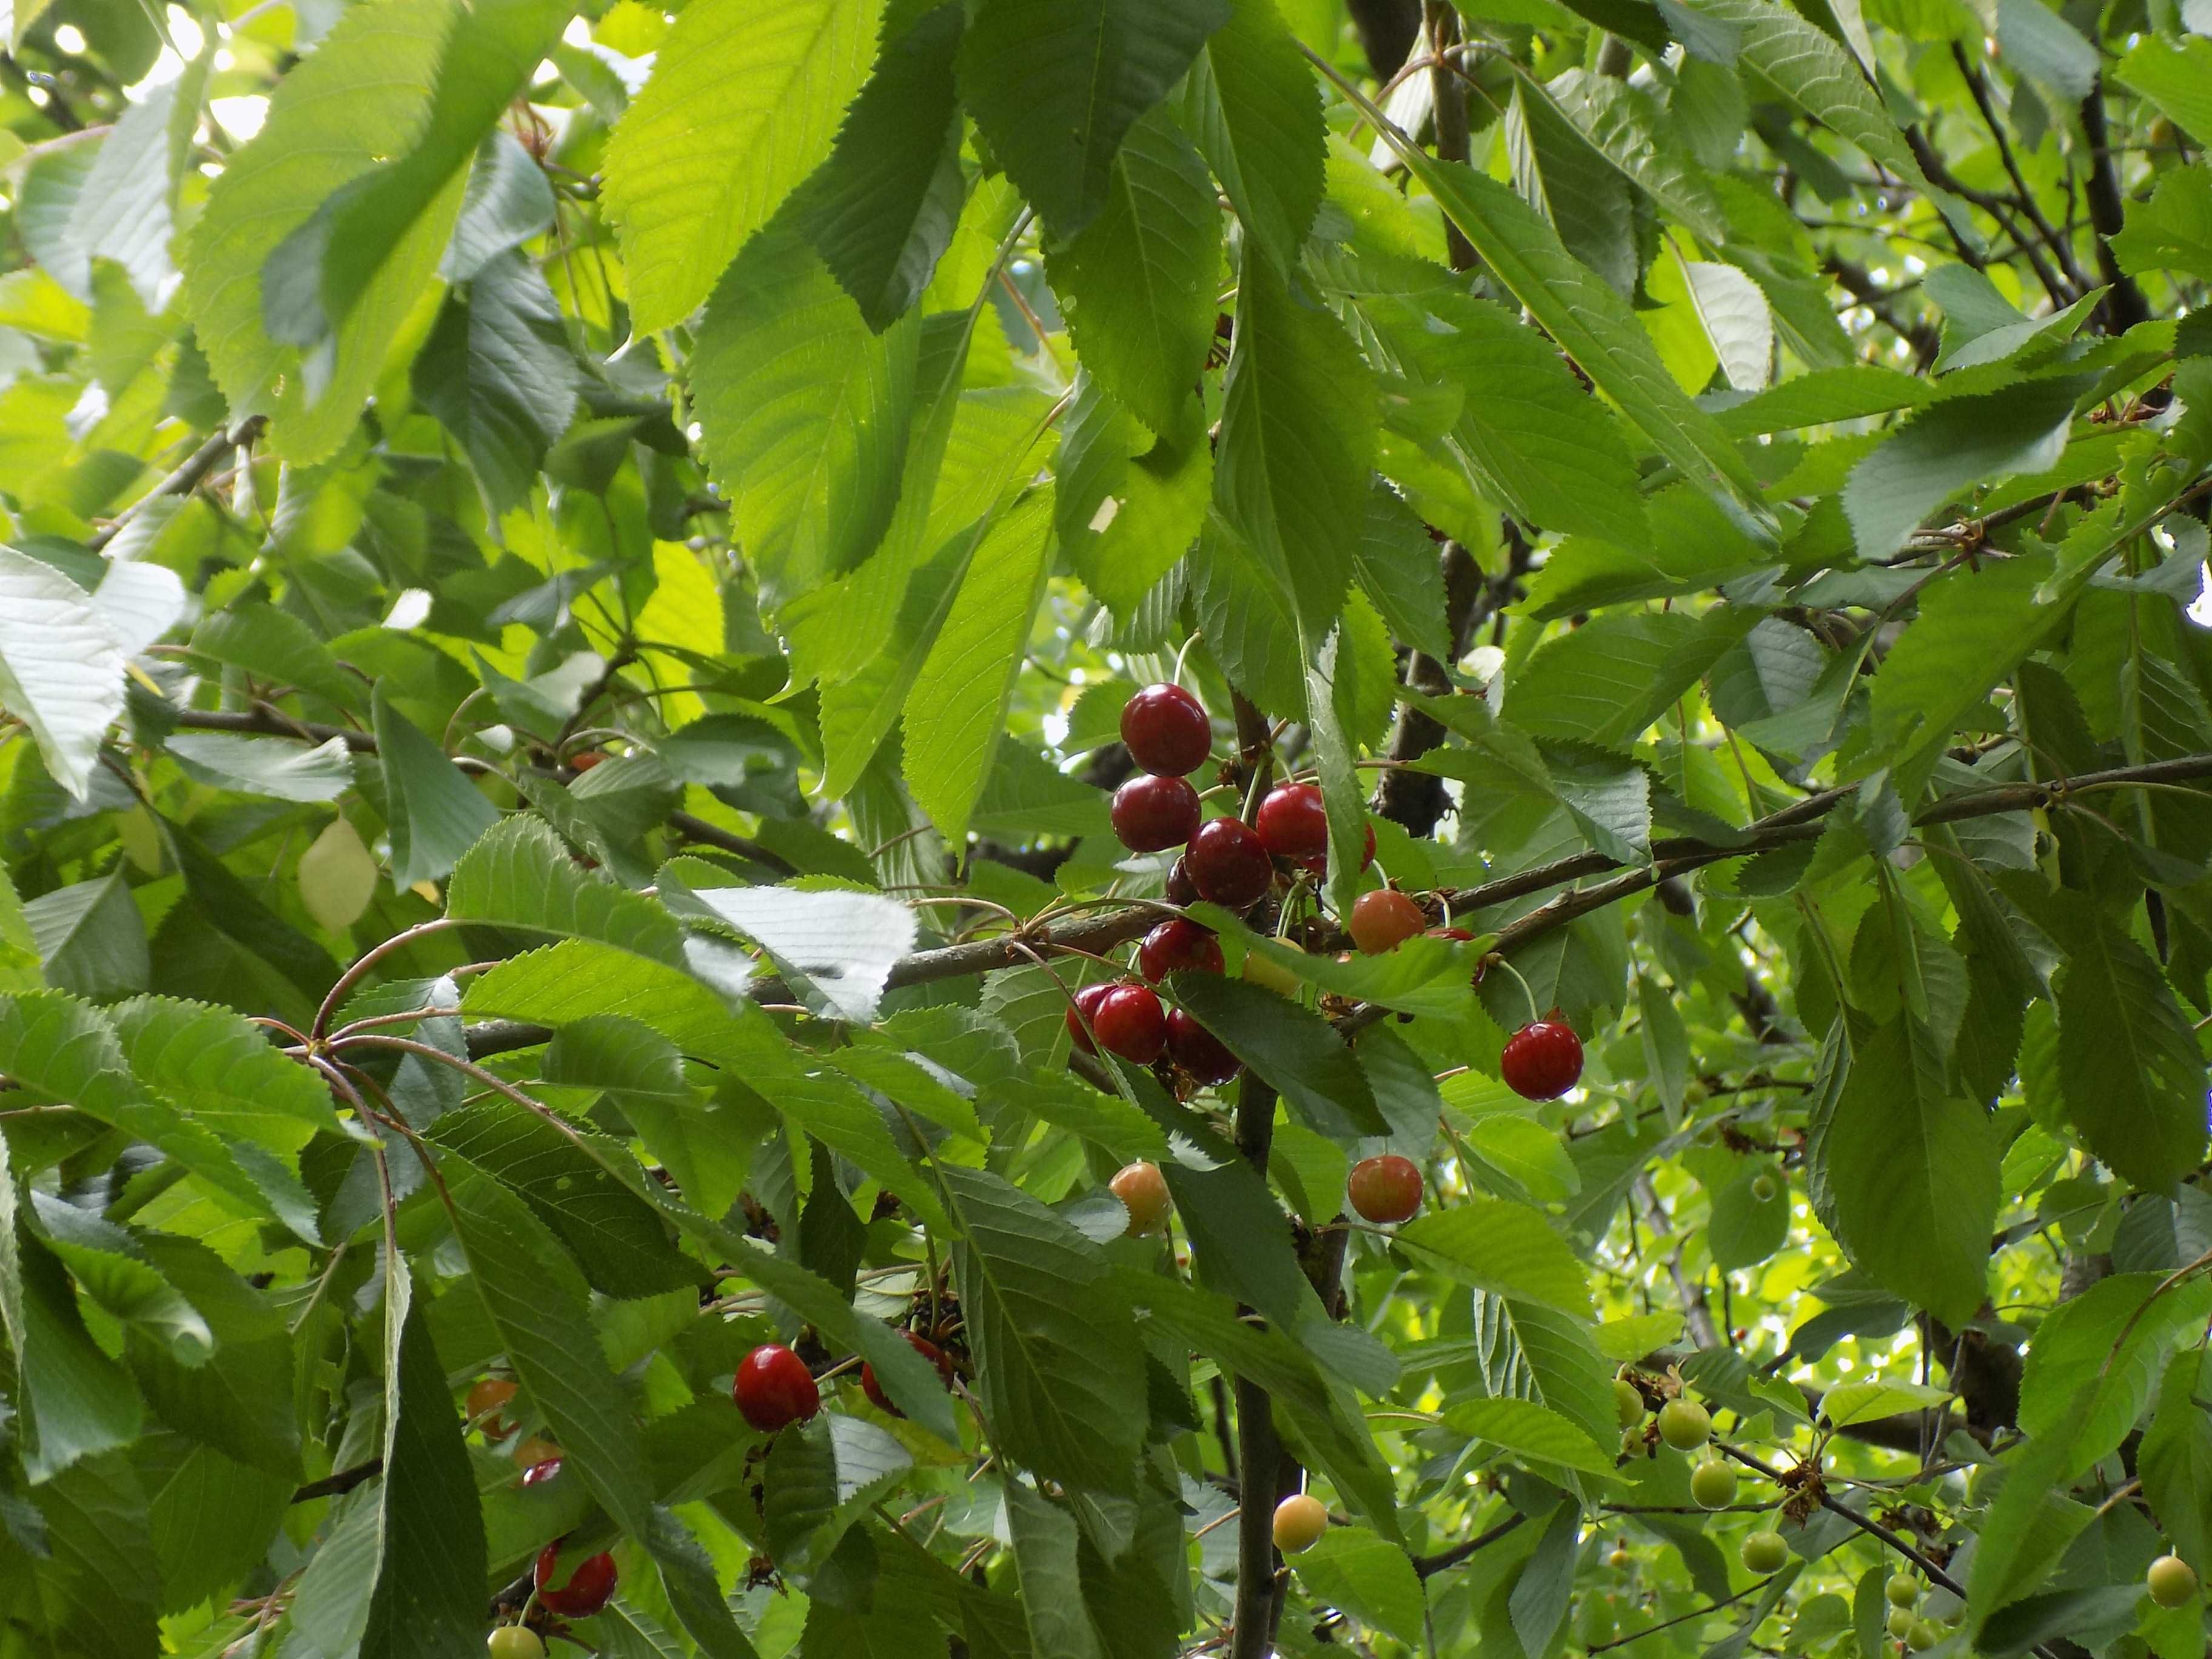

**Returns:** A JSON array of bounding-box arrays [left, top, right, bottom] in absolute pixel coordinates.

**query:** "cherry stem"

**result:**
[[1171, 629, 1203, 690], [1487, 954, 1543, 1028]]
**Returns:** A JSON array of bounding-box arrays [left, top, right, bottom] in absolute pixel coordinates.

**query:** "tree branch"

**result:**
[[1228, 1074, 1298, 1659], [2077, 76, 2153, 333], [91, 416, 266, 554]]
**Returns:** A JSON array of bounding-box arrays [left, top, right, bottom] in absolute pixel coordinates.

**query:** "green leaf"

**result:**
[[2045, 896, 2209, 1192], [1467, 1289, 1618, 1452], [957, 0, 1229, 238], [447, 815, 686, 965], [1216, 242, 1379, 628], [1055, 375, 1212, 617], [33, 1453, 161, 1658], [360, 1290, 485, 1658], [601, 0, 885, 331], [1545, 69, 1727, 244], [1992, 0, 2097, 100], [1817, 1014, 1997, 1326], [1669, 0, 1935, 196], [110, 994, 344, 1153], [124, 1233, 301, 1478], [2115, 36, 2212, 147], [1507, 611, 1714, 746], [940, 1165, 1148, 1493], [795, 4, 967, 330], [2111, 166, 2212, 283], [441, 1151, 655, 1539], [1712, 363, 1929, 436], [687, 881, 920, 1026], [0, 543, 126, 799], [1843, 376, 2087, 562], [1, 1135, 144, 1481], [181, 0, 457, 461], [149, 1448, 293, 1614], [372, 683, 501, 890], [428, 1098, 705, 1298], [1047, 109, 1222, 435], [1819, 1379, 1952, 1427], [1396, 1202, 1594, 1315], [27, 873, 149, 1001], [691, 224, 918, 604], [162, 732, 354, 803], [1170, 974, 1387, 1139], [2018, 1272, 2212, 1470], [412, 250, 580, 512], [2140, 1351, 2212, 1568], [1361, 289, 1649, 550], [1290, 1527, 1427, 1646], [646, 1506, 766, 1659], [902, 486, 1056, 848], [189, 603, 367, 718], [1183, 0, 1326, 263], [440, 129, 557, 283], [1380, 152, 1777, 543], [1506, 78, 1637, 297], [1004, 1480, 1108, 1659], [1443, 1395, 1616, 1475]]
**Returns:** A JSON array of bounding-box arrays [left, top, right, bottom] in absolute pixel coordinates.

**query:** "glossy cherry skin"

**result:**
[[466, 1376, 517, 1433], [1501, 1017, 1584, 1100], [1346, 1154, 1423, 1223], [734, 1344, 820, 1433], [535, 1543, 618, 1618], [1255, 783, 1329, 862], [1304, 821, 1377, 878], [1137, 918, 1224, 982], [1064, 982, 1113, 1054], [1167, 1008, 1241, 1085], [1111, 774, 1202, 852], [519, 1456, 564, 1486], [1348, 889, 1425, 954], [489, 1627, 546, 1659], [1120, 683, 1212, 776], [1164, 856, 1199, 906], [1186, 818, 1273, 908], [1093, 984, 1168, 1064], [860, 1331, 953, 1416], [1273, 1493, 1328, 1554]]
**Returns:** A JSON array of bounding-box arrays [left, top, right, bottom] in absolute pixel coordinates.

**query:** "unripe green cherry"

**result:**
[[2148, 1554, 2199, 1608], [1905, 1618, 1940, 1651], [1657, 1398, 1711, 1451], [1620, 1427, 1645, 1457], [1614, 1377, 1646, 1427], [1886, 1574, 1920, 1608], [1606, 1546, 1632, 1569], [1740, 1530, 1788, 1574], [1689, 1458, 1736, 1509], [1749, 1171, 1780, 1204], [489, 1629, 546, 1659], [1886, 1607, 1917, 1640]]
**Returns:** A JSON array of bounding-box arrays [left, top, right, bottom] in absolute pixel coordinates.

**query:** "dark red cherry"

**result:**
[[1092, 984, 1168, 1064], [1256, 783, 1329, 862], [1065, 982, 1113, 1054], [1501, 1017, 1584, 1101], [1302, 821, 1378, 878], [1111, 774, 1202, 853], [520, 1457, 564, 1486], [1120, 683, 1212, 776], [1347, 1154, 1423, 1224], [1164, 856, 1199, 907], [734, 1343, 820, 1433], [1167, 1008, 1241, 1085], [535, 1544, 618, 1618], [1186, 817, 1272, 908], [860, 1331, 953, 1416], [1137, 917, 1224, 982]]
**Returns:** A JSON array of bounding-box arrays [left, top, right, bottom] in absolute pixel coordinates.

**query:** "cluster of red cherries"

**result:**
[[1081, 683, 1587, 1105]]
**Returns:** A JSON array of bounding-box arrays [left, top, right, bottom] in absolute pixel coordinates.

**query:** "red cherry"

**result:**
[[734, 1344, 820, 1433], [1137, 918, 1224, 982], [1092, 984, 1168, 1064], [1501, 1017, 1584, 1100], [1111, 774, 1202, 852], [1186, 817, 1272, 908], [1430, 927, 1475, 941], [1303, 821, 1377, 878], [1120, 683, 1212, 776], [1348, 889, 1425, 954], [1347, 1154, 1423, 1223], [860, 1331, 953, 1416], [570, 751, 605, 772], [1167, 1008, 1241, 1085], [520, 1456, 564, 1486], [535, 1544, 618, 1618], [1065, 982, 1113, 1054], [1164, 856, 1199, 907], [1255, 783, 1329, 862]]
